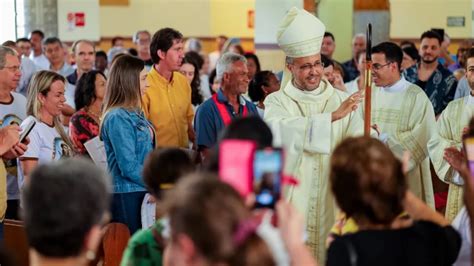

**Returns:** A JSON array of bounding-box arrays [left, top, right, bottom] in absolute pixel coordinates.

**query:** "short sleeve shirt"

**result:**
[[0, 93, 27, 199], [121, 219, 166, 266], [69, 109, 99, 155], [326, 221, 461, 266], [18, 116, 72, 188], [194, 89, 259, 149]]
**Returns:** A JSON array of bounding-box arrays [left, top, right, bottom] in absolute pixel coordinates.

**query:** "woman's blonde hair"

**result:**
[[26, 70, 75, 156], [101, 54, 145, 121]]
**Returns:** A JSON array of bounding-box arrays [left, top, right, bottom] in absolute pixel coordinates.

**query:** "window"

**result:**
[[0, 0, 17, 42]]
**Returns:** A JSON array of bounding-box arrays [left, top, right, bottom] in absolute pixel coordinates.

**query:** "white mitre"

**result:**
[[277, 7, 326, 88]]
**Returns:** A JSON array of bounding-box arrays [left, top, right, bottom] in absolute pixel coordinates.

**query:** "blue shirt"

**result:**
[[101, 108, 155, 193], [66, 70, 79, 85], [342, 58, 359, 83], [194, 89, 259, 149], [50, 63, 74, 77], [454, 77, 469, 99]]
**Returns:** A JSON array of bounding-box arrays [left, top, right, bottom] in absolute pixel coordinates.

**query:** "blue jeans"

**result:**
[[111, 192, 146, 234]]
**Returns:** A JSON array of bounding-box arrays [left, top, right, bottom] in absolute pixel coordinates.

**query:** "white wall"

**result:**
[[390, 0, 472, 39], [57, 0, 100, 41], [0, 0, 17, 43], [254, 0, 302, 45]]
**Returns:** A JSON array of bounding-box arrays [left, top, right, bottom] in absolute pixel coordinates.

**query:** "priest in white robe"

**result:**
[[365, 42, 435, 208], [428, 48, 474, 221], [263, 7, 364, 262]]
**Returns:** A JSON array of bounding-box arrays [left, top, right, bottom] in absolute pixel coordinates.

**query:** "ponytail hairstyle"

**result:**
[[26, 70, 75, 156], [164, 174, 275, 266]]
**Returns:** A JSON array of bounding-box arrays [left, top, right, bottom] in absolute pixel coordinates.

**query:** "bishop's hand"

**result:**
[[331, 92, 362, 122]]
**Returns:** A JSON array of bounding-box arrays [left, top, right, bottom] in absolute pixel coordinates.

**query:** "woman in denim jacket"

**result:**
[[100, 55, 155, 233]]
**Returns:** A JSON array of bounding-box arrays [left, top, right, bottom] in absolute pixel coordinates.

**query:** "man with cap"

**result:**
[[264, 7, 364, 262]]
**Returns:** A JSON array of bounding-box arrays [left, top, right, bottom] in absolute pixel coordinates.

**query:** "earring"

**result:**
[[85, 250, 96, 261]]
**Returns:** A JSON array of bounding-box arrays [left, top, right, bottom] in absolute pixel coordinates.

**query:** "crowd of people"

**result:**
[[0, 5, 474, 266]]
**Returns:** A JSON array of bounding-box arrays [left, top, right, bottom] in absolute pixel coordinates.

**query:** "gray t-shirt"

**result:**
[[0, 92, 27, 200]]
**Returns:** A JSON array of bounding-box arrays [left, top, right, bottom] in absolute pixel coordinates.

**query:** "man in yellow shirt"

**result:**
[[143, 28, 194, 148]]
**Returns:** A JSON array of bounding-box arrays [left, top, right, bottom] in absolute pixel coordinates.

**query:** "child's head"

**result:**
[[143, 148, 195, 199], [163, 174, 275, 266]]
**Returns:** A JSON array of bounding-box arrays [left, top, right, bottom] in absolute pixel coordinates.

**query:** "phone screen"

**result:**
[[253, 149, 283, 209], [218, 140, 256, 197], [464, 137, 474, 178]]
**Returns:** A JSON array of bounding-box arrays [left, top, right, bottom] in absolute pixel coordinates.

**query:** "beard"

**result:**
[[421, 56, 438, 64], [292, 77, 320, 91]]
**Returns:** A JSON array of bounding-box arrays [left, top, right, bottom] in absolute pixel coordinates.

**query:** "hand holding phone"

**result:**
[[0, 125, 21, 153], [253, 148, 283, 209], [19, 120, 35, 143], [218, 141, 285, 209], [218, 140, 256, 197]]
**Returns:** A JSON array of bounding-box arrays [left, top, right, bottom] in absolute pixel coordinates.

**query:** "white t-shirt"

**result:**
[[0, 93, 27, 200], [17, 116, 71, 188], [65, 82, 76, 110], [199, 75, 212, 100], [29, 53, 49, 70], [453, 207, 472, 266]]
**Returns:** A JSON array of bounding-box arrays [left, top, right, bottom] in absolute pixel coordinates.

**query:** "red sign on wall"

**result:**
[[75, 12, 85, 27], [67, 12, 86, 29]]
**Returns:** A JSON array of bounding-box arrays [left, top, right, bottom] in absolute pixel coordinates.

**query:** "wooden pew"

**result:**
[[100, 223, 131, 266], [3, 219, 29, 266], [3, 220, 131, 266]]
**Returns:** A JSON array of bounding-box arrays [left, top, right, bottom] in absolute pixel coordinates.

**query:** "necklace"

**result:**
[[85, 107, 101, 122]]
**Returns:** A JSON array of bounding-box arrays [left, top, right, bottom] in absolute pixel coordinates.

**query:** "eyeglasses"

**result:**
[[372, 62, 392, 71], [2, 66, 22, 72], [298, 61, 325, 72]]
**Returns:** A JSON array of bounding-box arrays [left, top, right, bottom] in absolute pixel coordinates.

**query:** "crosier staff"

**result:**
[[364, 23, 372, 136]]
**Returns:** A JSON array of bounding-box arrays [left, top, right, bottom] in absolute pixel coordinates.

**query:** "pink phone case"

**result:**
[[218, 140, 256, 197]]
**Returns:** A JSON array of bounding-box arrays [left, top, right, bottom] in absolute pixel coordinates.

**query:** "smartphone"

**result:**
[[218, 140, 256, 197], [253, 148, 283, 209], [19, 120, 36, 143], [464, 137, 474, 178]]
